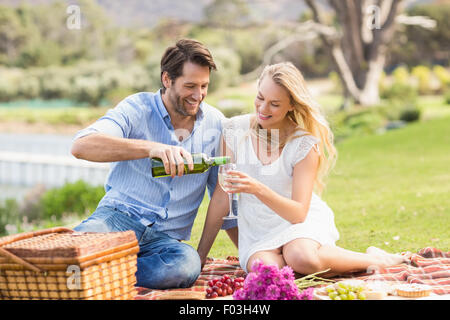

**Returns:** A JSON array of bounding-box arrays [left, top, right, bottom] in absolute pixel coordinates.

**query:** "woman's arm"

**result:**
[[226, 148, 319, 224]]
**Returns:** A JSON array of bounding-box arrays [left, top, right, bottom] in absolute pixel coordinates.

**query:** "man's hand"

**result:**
[[148, 143, 194, 178]]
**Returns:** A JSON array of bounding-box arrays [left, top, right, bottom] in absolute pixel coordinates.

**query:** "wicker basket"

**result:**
[[0, 227, 140, 300]]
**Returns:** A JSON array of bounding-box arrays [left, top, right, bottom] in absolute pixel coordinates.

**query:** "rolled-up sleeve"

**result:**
[[72, 94, 142, 141], [72, 119, 125, 141]]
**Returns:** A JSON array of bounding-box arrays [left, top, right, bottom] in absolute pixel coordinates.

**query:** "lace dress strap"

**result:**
[[290, 134, 321, 167]]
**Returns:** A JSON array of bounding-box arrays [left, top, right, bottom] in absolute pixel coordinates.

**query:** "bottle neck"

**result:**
[[209, 156, 230, 166]]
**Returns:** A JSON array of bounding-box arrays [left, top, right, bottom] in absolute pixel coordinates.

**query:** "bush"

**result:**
[[399, 106, 421, 122], [0, 68, 22, 101], [208, 47, 241, 93], [344, 110, 385, 132], [433, 66, 450, 93], [381, 82, 418, 102], [329, 108, 387, 141], [232, 31, 263, 74], [39, 67, 73, 100], [0, 199, 20, 236], [411, 65, 432, 95], [72, 76, 106, 106], [392, 66, 410, 86], [40, 180, 105, 221]]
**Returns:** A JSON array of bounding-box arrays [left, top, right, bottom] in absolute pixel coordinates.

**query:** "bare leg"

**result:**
[[246, 247, 286, 272], [283, 239, 405, 277]]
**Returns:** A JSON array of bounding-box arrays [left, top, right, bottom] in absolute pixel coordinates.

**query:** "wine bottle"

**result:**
[[151, 153, 230, 178]]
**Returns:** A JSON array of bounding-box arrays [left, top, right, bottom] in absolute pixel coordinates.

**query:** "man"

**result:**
[[71, 39, 237, 289]]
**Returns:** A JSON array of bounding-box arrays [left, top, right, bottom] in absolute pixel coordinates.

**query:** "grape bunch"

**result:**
[[326, 282, 366, 300], [205, 275, 245, 299]]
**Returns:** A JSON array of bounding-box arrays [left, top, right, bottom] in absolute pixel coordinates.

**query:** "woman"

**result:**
[[197, 62, 406, 275]]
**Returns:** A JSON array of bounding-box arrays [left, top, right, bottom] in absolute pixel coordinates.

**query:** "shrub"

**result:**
[[433, 65, 450, 93], [208, 47, 241, 93], [411, 65, 432, 95], [392, 66, 410, 85], [40, 180, 105, 221], [232, 31, 263, 74], [0, 68, 21, 101], [39, 68, 73, 100], [399, 106, 421, 122], [0, 199, 20, 236], [344, 110, 385, 133], [381, 82, 418, 106], [72, 76, 106, 106]]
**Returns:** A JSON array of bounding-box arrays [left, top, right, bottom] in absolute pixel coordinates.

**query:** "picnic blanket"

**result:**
[[134, 247, 450, 300], [335, 247, 450, 295], [135, 256, 245, 300]]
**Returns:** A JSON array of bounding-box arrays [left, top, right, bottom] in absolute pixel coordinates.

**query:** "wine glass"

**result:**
[[218, 163, 239, 220]]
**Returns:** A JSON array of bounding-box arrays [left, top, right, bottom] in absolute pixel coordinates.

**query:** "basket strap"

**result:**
[[0, 247, 42, 273]]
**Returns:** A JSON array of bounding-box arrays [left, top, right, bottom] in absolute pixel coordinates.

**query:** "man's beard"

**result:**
[[169, 91, 199, 117]]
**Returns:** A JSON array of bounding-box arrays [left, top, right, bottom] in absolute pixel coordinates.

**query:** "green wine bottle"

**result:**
[[151, 153, 230, 178]]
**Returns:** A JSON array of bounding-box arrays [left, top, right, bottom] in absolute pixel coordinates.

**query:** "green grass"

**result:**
[[186, 116, 450, 257], [0, 106, 109, 126]]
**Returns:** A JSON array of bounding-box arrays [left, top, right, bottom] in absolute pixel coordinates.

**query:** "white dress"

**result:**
[[222, 114, 340, 272]]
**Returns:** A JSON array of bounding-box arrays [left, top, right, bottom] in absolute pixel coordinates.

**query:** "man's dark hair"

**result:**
[[160, 39, 217, 93]]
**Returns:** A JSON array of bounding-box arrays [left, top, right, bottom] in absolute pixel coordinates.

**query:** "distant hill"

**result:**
[[0, 0, 437, 28]]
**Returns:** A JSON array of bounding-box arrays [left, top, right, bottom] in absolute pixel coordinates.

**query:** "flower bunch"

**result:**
[[232, 260, 314, 300]]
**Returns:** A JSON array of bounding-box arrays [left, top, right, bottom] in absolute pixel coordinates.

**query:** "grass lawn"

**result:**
[[186, 115, 450, 258]]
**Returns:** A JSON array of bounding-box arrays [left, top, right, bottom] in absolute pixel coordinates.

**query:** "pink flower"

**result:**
[[299, 287, 314, 300], [233, 261, 304, 300]]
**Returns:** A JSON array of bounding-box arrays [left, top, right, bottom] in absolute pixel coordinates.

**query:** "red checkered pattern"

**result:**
[[334, 247, 450, 295], [134, 257, 245, 300], [134, 248, 450, 299]]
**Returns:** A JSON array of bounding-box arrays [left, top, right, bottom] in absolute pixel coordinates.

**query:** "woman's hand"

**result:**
[[224, 170, 264, 195]]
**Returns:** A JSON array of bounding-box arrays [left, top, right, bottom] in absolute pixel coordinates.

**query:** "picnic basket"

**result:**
[[0, 227, 140, 300]]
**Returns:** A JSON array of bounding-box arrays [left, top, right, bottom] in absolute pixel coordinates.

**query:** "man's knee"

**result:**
[[175, 244, 202, 287], [136, 242, 201, 289]]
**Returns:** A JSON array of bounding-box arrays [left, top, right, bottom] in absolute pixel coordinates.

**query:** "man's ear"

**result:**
[[162, 71, 172, 89]]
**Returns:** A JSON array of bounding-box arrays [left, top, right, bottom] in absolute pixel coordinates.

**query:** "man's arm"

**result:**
[[71, 133, 194, 177], [197, 182, 230, 268], [71, 133, 153, 162]]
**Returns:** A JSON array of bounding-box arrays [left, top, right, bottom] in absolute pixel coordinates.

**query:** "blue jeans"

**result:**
[[73, 206, 201, 289]]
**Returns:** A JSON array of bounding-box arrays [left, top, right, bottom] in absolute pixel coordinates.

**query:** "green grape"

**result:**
[[339, 294, 348, 300], [333, 295, 342, 300], [348, 292, 357, 300], [357, 292, 366, 300], [328, 292, 338, 300], [338, 282, 347, 289], [337, 287, 347, 295], [326, 287, 335, 293]]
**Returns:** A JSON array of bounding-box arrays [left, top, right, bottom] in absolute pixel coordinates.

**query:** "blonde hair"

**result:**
[[251, 62, 337, 194]]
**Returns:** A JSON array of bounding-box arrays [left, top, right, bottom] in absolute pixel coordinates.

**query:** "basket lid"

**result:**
[[0, 228, 138, 259]]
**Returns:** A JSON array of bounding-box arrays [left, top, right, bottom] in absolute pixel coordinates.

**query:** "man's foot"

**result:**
[[366, 246, 407, 267]]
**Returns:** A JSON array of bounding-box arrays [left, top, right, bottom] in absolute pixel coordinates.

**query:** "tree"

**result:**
[[203, 0, 250, 28], [243, 0, 436, 107]]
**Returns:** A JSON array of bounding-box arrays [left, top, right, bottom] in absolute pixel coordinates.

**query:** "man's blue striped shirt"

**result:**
[[73, 90, 236, 240]]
